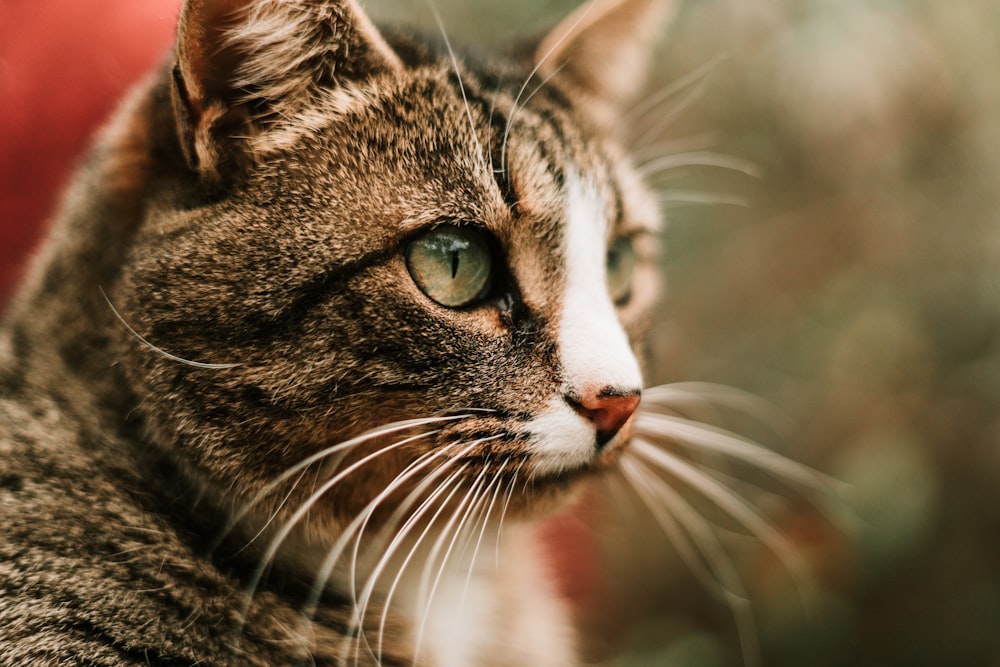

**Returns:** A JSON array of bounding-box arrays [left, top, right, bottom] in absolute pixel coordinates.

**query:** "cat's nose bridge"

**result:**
[[556, 171, 644, 398], [557, 307, 643, 401]]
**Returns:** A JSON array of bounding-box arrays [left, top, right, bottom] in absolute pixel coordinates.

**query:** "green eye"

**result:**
[[606, 236, 636, 305], [406, 226, 493, 308]]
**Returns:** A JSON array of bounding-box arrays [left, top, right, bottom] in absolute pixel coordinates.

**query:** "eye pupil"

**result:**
[[406, 226, 493, 308]]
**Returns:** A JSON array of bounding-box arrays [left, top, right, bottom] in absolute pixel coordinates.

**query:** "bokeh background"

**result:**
[[3, 1, 999, 665]]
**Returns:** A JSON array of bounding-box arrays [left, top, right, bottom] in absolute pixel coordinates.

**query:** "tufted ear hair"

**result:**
[[170, 0, 402, 183], [535, 0, 676, 130]]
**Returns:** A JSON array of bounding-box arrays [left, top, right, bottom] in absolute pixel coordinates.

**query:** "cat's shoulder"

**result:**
[[0, 388, 193, 663], [0, 386, 398, 666]]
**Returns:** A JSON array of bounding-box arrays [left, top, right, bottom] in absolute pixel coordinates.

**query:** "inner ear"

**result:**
[[170, 0, 403, 183], [177, 0, 248, 101]]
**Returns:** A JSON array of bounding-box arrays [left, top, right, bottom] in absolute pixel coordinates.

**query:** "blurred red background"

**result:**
[[0, 0, 180, 304]]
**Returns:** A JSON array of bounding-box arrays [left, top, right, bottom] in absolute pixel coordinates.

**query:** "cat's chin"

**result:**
[[594, 426, 635, 469], [535, 419, 634, 475], [509, 432, 633, 519]]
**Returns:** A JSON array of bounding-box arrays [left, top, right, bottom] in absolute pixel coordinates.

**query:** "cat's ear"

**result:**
[[535, 0, 675, 129], [170, 0, 402, 183]]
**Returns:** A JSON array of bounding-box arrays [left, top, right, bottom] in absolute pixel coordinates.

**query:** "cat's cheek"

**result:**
[[523, 398, 598, 476]]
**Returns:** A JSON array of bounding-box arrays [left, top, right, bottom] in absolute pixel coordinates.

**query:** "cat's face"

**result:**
[[115, 0, 666, 533]]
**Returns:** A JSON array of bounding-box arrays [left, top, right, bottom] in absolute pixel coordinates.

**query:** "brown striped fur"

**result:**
[[0, 1, 670, 664]]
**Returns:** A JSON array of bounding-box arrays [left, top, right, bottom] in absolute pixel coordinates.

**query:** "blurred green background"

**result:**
[[364, 1, 1000, 665]]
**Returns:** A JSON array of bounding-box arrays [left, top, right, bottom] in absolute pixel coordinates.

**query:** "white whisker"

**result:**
[[240, 428, 444, 622], [346, 462, 472, 667], [372, 466, 470, 664], [495, 460, 523, 567], [284, 445, 461, 660], [342, 437, 499, 663], [631, 438, 815, 600], [621, 455, 760, 667], [635, 412, 841, 499], [346, 445, 471, 609], [217, 415, 470, 551], [351, 441, 494, 663], [657, 190, 751, 208], [100, 286, 242, 369], [508, 62, 567, 125], [643, 381, 792, 434], [627, 56, 724, 150], [320, 449, 475, 666], [630, 133, 716, 167], [615, 458, 718, 594], [624, 56, 724, 128], [452, 462, 504, 568], [410, 461, 496, 663], [499, 1, 597, 174], [425, 0, 487, 172], [300, 442, 468, 619], [356, 459, 478, 665], [638, 151, 762, 179], [485, 76, 502, 175], [232, 467, 309, 558], [459, 460, 508, 613], [417, 464, 489, 608]]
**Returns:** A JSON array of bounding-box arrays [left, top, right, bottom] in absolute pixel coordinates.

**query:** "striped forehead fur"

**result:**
[[217, 1, 578, 166]]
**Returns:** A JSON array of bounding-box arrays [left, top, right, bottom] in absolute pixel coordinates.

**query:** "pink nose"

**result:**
[[568, 389, 641, 447]]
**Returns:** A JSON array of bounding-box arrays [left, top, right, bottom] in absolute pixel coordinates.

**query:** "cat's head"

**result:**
[[116, 0, 670, 533]]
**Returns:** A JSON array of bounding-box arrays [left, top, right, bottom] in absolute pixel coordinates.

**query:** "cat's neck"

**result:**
[[164, 462, 576, 666], [311, 520, 575, 667]]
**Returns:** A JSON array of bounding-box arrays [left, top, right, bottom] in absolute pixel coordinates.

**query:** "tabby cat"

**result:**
[[0, 0, 794, 665]]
